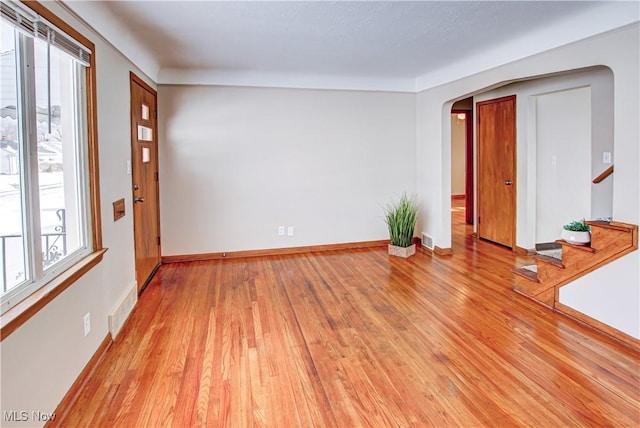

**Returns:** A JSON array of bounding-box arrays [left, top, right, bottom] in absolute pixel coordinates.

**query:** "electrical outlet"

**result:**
[[278, 226, 285, 236], [603, 152, 612, 164], [83, 312, 91, 337], [287, 226, 294, 237]]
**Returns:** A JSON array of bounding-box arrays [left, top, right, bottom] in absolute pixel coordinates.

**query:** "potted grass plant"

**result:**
[[383, 192, 418, 258], [561, 219, 591, 245]]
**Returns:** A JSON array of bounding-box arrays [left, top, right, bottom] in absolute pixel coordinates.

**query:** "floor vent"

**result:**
[[421, 233, 434, 250], [109, 281, 138, 339]]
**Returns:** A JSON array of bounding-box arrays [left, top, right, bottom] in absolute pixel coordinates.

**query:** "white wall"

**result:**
[[535, 87, 591, 243], [560, 251, 640, 338], [450, 114, 466, 196], [158, 86, 416, 255], [0, 2, 148, 425], [416, 23, 639, 338]]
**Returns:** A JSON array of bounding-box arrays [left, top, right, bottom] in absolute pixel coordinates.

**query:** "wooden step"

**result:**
[[556, 240, 596, 253], [515, 219, 638, 337], [535, 254, 564, 268], [536, 242, 562, 251], [586, 220, 634, 233], [513, 267, 538, 282]]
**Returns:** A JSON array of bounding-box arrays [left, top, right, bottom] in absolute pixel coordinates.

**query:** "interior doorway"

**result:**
[[451, 97, 474, 225]]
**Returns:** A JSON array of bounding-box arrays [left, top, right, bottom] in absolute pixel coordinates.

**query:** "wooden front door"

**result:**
[[477, 95, 516, 248], [130, 73, 161, 292]]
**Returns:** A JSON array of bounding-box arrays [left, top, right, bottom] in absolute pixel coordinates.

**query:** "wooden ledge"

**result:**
[[555, 240, 596, 253], [535, 254, 564, 268], [586, 220, 636, 233], [513, 267, 538, 282], [1, 249, 108, 341]]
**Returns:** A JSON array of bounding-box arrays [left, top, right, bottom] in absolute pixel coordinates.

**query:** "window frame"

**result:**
[[0, 1, 104, 341]]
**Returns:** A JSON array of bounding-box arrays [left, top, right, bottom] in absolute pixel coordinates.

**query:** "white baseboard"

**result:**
[[108, 281, 138, 339]]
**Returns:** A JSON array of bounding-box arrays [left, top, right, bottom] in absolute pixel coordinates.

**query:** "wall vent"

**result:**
[[421, 233, 434, 250], [109, 281, 138, 340]]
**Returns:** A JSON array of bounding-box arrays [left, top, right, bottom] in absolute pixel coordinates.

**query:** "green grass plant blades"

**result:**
[[384, 192, 418, 248]]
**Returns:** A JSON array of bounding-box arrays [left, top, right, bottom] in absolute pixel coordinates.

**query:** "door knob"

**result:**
[[134, 197, 145, 203], [504, 180, 512, 185]]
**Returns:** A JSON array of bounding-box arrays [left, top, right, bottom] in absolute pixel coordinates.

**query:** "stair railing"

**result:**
[[593, 165, 613, 184]]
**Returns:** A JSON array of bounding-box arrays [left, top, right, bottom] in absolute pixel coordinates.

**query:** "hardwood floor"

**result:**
[[57, 201, 639, 427]]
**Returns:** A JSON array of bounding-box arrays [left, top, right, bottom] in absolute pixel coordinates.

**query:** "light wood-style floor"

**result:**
[[58, 201, 639, 427]]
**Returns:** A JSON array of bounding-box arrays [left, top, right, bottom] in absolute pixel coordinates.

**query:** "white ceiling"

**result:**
[[63, 1, 639, 92]]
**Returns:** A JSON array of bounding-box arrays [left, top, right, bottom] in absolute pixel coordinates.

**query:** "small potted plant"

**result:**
[[383, 192, 418, 258], [561, 219, 591, 245]]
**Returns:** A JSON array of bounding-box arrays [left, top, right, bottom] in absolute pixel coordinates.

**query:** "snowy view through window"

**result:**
[[1, 25, 82, 294]]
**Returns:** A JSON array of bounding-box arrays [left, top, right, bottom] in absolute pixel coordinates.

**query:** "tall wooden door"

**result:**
[[130, 73, 161, 292], [477, 95, 516, 248]]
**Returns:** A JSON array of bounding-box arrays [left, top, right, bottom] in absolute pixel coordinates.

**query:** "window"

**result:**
[[0, 1, 102, 318]]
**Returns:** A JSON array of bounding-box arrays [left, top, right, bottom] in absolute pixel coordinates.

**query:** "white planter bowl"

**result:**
[[561, 229, 591, 246]]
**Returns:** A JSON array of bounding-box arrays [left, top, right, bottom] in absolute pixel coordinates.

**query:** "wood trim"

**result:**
[[586, 220, 633, 233], [556, 240, 596, 253], [1, 249, 108, 341], [130, 71, 157, 95], [162, 240, 389, 263], [44, 334, 113, 428], [514, 246, 537, 256], [465, 109, 474, 225], [87, 47, 102, 251], [555, 302, 639, 351], [410, 242, 453, 257], [24, 2, 102, 251], [592, 165, 614, 184], [451, 194, 466, 200], [452, 108, 474, 225], [434, 246, 453, 256], [535, 254, 564, 268], [513, 267, 539, 283], [514, 288, 553, 309]]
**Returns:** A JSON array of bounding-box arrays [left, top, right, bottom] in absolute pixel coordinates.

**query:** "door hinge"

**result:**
[[154, 172, 159, 181], [157, 236, 161, 246], [478, 216, 481, 224], [154, 110, 158, 119]]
